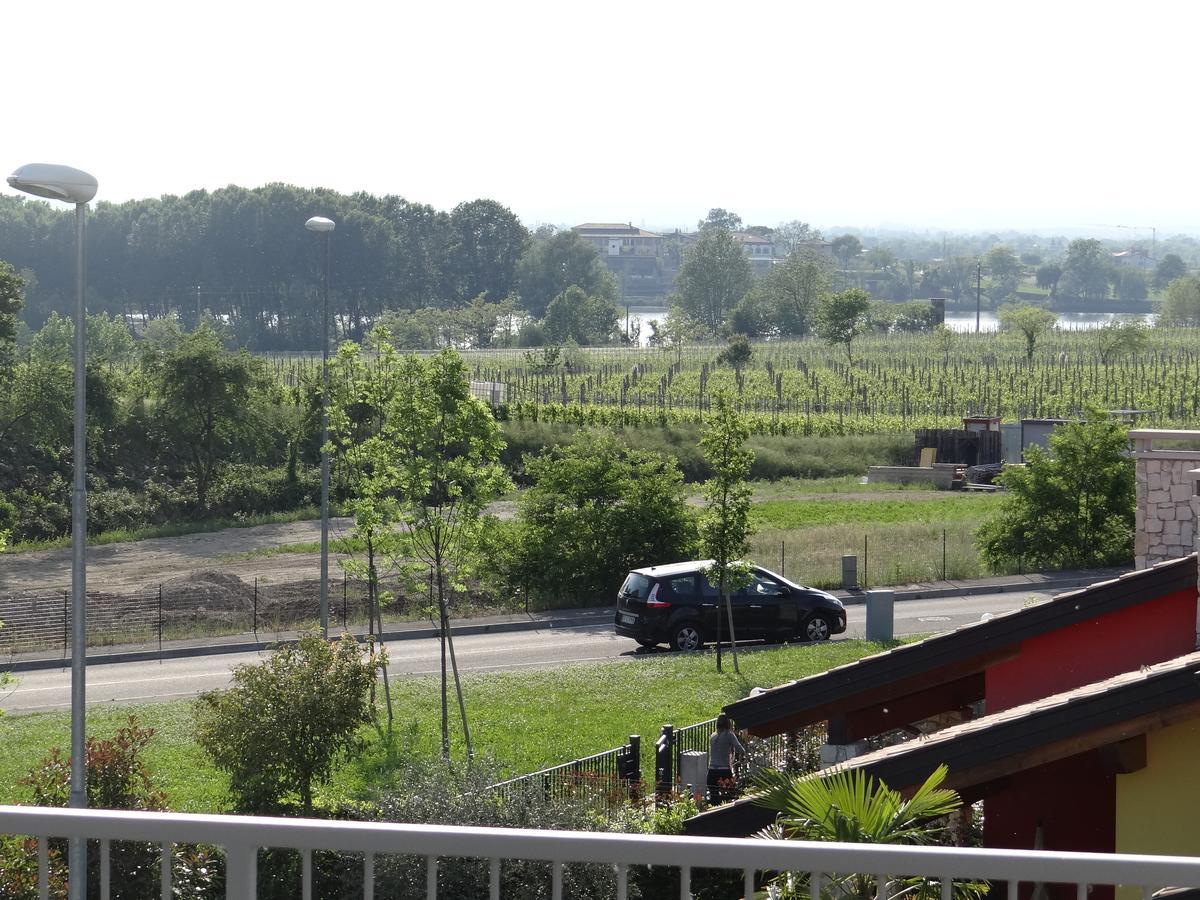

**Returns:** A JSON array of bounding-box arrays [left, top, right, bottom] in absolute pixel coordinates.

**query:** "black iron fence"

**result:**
[[489, 719, 824, 819], [488, 736, 642, 816]]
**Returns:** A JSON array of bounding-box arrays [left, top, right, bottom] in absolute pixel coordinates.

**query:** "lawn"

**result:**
[[0, 639, 890, 812]]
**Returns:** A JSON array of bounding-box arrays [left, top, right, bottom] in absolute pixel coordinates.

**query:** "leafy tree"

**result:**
[[699, 390, 754, 673], [1160, 275, 1200, 325], [1060, 238, 1111, 301], [751, 765, 980, 900], [647, 306, 702, 366], [985, 245, 1022, 305], [815, 289, 872, 363], [1020, 252, 1043, 266], [830, 234, 863, 274], [978, 413, 1134, 570], [195, 633, 381, 814], [501, 429, 697, 606], [698, 208, 743, 231], [998, 304, 1057, 362], [148, 323, 267, 509], [773, 220, 823, 254], [752, 250, 829, 336], [1155, 253, 1188, 290], [863, 247, 896, 272], [445, 198, 530, 304], [1035, 263, 1063, 296], [1115, 269, 1148, 301], [1095, 318, 1149, 364], [544, 285, 620, 345], [516, 229, 617, 318], [0, 261, 23, 379], [675, 228, 753, 331]]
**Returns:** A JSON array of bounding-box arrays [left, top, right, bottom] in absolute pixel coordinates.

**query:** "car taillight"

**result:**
[[645, 584, 671, 608]]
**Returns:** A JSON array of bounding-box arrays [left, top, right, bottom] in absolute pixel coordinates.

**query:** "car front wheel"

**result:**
[[802, 614, 832, 642], [671, 622, 705, 652]]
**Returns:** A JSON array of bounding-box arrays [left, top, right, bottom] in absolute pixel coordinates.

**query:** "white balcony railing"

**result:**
[[4, 804, 1200, 900]]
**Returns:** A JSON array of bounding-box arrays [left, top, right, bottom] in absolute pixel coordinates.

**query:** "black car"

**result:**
[[613, 560, 846, 651]]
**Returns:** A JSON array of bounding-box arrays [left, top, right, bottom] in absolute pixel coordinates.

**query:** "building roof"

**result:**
[[573, 223, 661, 238], [725, 555, 1197, 738], [687, 648, 1200, 837]]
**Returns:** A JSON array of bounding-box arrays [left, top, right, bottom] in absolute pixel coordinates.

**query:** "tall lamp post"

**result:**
[[8, 163, 97, 900], [305, 215, 335, 638]]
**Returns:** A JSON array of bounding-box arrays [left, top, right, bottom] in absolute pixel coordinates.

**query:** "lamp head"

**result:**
[[305, 216, 336, 233], [8, 163, 98, 204]]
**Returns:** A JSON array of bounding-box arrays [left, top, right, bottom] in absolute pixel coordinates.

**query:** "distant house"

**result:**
[[572, 223, 662, 258], [1111, 248, 1155, 270], [730, 231, 776, 275], [572, 223, 670, 301]]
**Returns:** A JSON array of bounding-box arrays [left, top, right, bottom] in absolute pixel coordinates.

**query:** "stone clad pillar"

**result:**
[[1132, 430, 1200, 569]]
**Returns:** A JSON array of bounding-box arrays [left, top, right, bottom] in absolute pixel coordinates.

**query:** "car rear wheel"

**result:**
[[671, 622, 705, 652], [802, 613, 832, 642]]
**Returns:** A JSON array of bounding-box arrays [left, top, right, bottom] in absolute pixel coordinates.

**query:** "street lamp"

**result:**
[[8, 162, 97, 900], [305, 215, 335, 638]]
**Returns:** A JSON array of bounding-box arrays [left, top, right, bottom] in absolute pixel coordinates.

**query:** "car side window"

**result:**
[[663, 575, 696, 599], [698, 573, 720, 600], [748, 573, 785, 597]]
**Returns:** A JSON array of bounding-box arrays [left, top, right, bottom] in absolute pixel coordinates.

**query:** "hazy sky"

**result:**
[[6, 0, 1198, 237]]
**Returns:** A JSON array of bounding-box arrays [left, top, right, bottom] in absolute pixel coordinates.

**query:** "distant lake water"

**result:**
[[943, 311, 1156, 333], [622, 307, 1155, 345]]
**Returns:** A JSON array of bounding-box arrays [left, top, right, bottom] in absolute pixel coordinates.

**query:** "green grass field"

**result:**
[[0, 639, 890, 812]]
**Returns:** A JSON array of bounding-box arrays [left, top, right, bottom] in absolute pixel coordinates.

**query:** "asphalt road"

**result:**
[[0, 590, 1050, 716]]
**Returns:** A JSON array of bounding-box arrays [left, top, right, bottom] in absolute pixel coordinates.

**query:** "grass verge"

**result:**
[[0, 638, 890, 812]]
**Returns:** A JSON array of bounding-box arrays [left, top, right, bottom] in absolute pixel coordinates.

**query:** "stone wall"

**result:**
[[1132, 430, 1200, 569]]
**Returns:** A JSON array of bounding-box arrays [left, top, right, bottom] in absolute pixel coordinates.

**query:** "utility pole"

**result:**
[[976, 263, 982, 333]]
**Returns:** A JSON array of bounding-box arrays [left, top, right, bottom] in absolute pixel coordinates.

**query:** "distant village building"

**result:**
[[572, 223, 670, 301], [572, 223, 662, 258], [1111, 248, 1155, 270]]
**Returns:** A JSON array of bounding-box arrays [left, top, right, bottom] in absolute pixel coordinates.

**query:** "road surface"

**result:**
[[0, 590, 1049, 715]]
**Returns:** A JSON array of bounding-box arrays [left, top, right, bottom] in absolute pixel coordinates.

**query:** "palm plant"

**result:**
[[751, 764, 988, 900]]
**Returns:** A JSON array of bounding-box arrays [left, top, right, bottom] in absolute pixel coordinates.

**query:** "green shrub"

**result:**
[[195, 633, 382, 814]]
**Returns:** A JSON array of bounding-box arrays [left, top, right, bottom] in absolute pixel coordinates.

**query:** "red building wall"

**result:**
[[985, 588, 1196, 713], [984, 754, 1116, 900]]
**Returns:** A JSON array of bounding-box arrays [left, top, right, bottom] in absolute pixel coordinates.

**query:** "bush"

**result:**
[[195, 633, 382, 814], [207, 463, 319, 517], [494, 429, 698, 606], [0, 717, 223, 900]]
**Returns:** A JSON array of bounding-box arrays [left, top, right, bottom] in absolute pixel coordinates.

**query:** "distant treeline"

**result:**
[[0, 185, 541, 349]]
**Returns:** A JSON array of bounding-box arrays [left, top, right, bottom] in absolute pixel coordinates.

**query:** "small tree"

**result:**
[[978, 412, 1134, 570], [1095, 318, 1149, 365], [715, 333, 754, 370], [815, 289, 872, 364], [195, 633, 381, 814], [998, 304, 1057, 362], [699, 390, 755, 673]]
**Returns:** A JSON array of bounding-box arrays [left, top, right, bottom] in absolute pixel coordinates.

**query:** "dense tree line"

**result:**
[[0, 187, 541, 348]]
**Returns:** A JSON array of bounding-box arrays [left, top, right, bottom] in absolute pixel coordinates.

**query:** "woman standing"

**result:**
[[707, 713, 746, 805]]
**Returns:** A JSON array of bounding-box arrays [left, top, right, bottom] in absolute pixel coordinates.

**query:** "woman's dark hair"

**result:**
[[716, 713, 731, 732]]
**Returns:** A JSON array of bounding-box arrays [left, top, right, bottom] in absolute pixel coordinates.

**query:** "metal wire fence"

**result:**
[[0, 572, 451, 660]]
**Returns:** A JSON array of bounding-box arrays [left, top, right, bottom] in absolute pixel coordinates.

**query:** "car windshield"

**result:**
[[620, 573, 652, 599]]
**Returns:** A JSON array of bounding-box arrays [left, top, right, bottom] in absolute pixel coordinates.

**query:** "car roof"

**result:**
[[628, 560, 715, 578]]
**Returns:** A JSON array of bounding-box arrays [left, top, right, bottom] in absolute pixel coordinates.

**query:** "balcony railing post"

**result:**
[[224, 841, 257, 899]]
